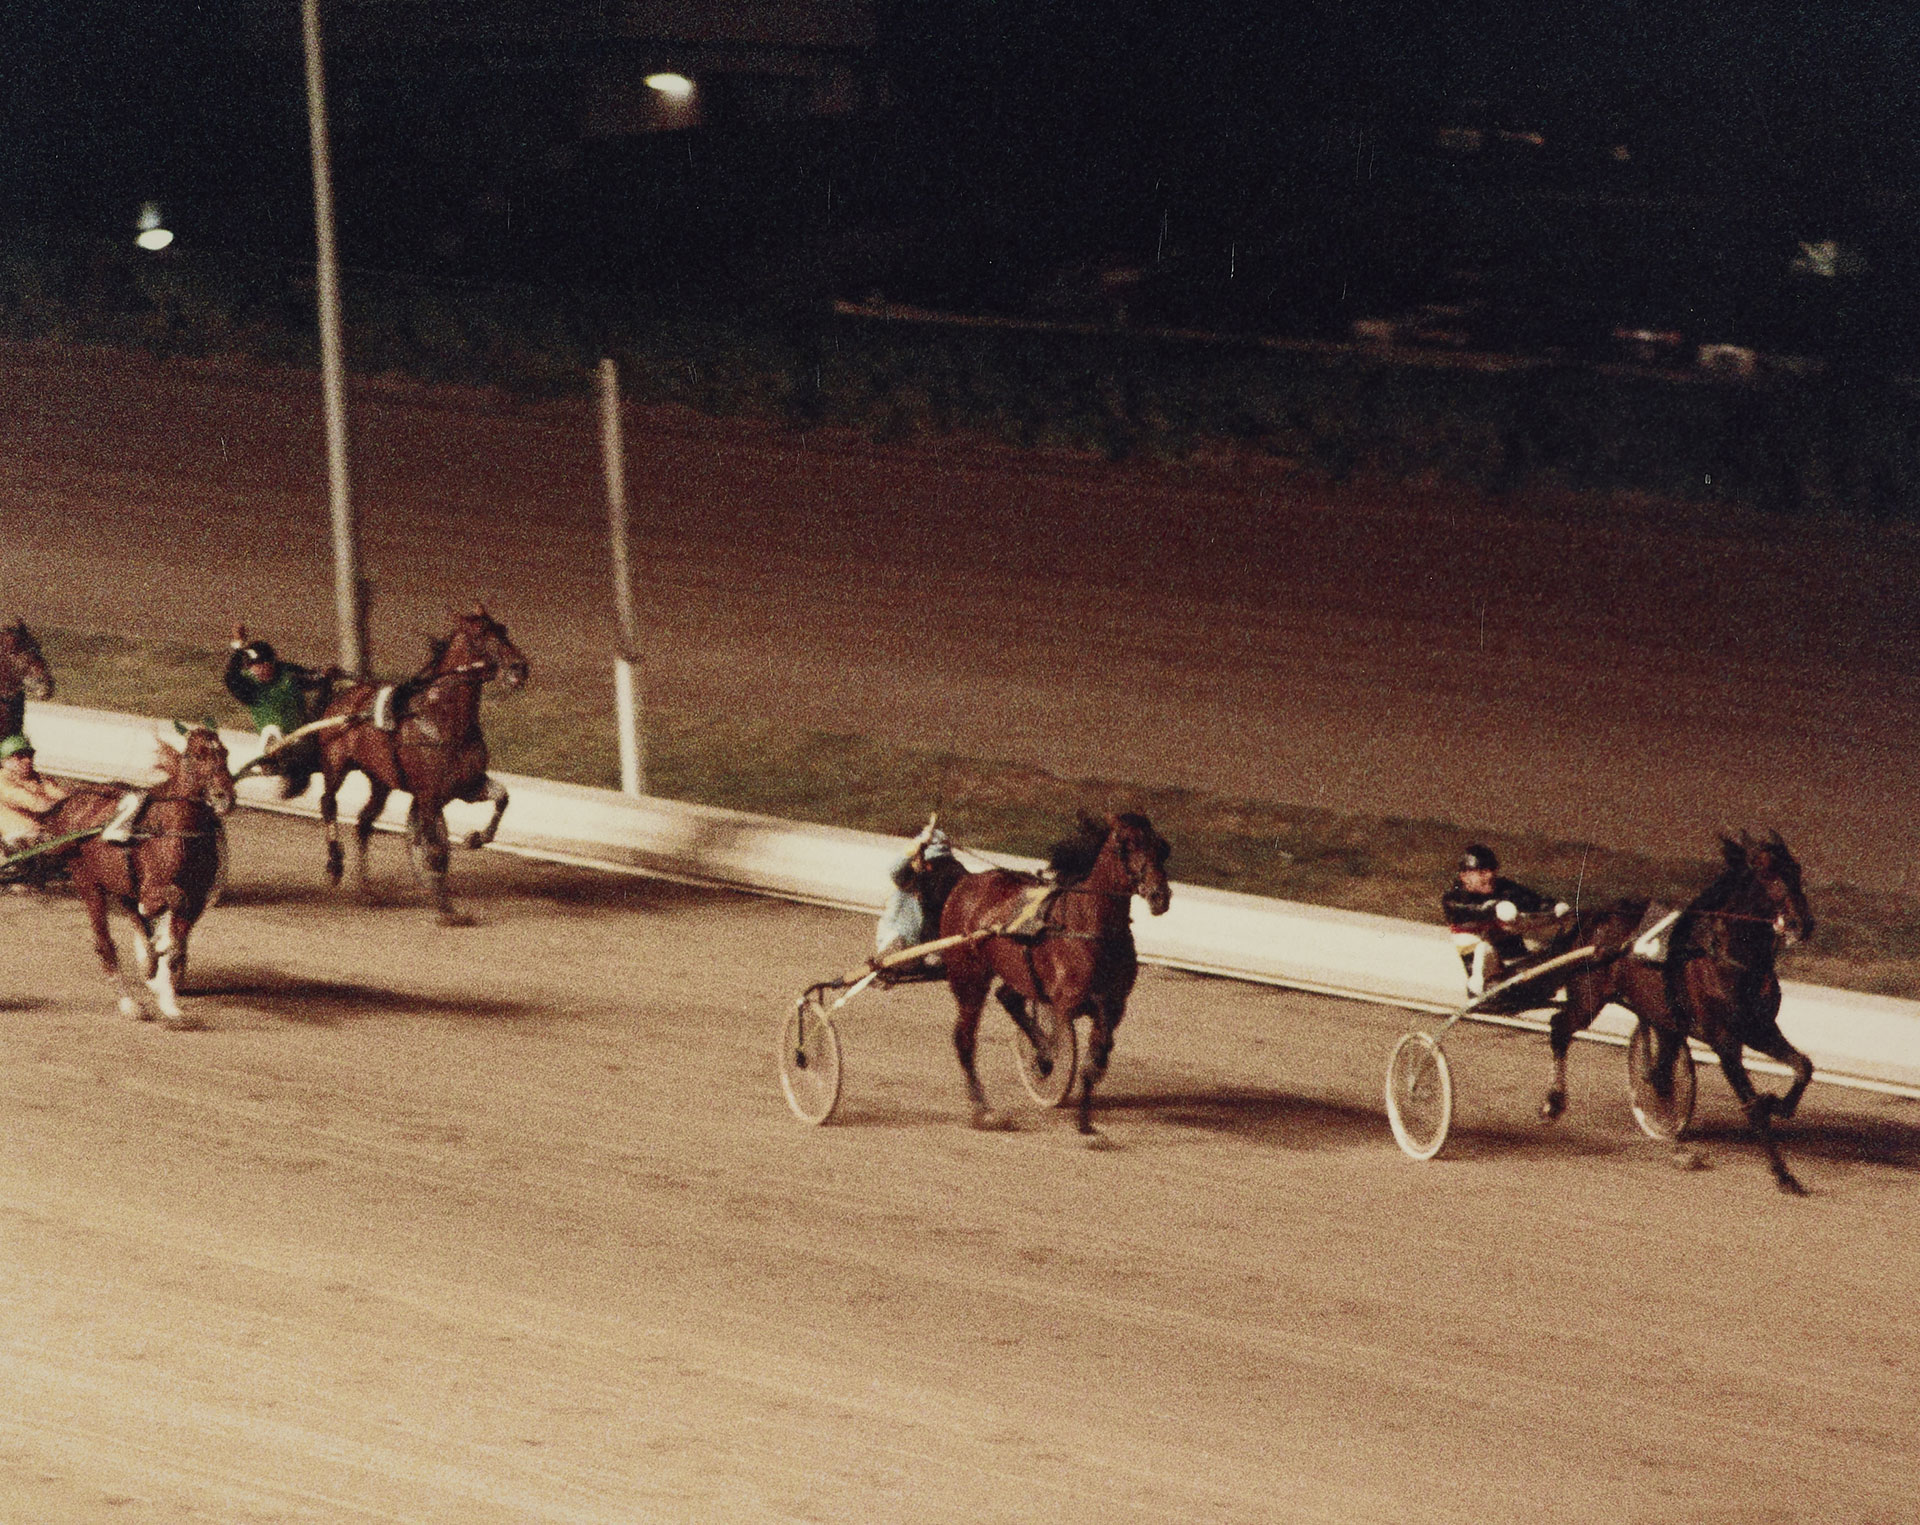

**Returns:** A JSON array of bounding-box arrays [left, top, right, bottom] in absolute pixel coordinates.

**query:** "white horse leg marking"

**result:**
[[145, 909, 183, 1023], [131, 921, 154, 980]]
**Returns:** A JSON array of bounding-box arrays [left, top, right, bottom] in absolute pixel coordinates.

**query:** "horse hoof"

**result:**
[[464, 831, 487, 851], [1539, 1093, 1566, 1122], [436, 909, 475, 929], [119, 996, 145, 1021], [1775, 1169, 1810, 1196], [162, 1014, 201, 1033], [1082, 1130, 1118, 1151], [970, 1109, 1014, 1132], [1751, 1094, 1778, 1126], [1670, 1145, 1710, 1172]]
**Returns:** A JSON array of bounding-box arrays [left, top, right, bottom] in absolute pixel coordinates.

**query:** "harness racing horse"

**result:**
[[43, 725, 237, 1029], [940, 813, 1172, 1139], [1541, 832, 1817, 1193], [0, 618, 53, 737], [314, 605, 529, 923]]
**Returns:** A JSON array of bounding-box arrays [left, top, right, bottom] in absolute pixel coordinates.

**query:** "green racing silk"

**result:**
[[247, 670, 307, 736]]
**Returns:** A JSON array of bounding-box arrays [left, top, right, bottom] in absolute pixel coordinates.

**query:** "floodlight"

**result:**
[[135, 228, 175, 251], [645, 73, 694, 99]]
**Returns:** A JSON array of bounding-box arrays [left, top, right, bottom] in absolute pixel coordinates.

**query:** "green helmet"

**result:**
[[0, 733, 33, 760]]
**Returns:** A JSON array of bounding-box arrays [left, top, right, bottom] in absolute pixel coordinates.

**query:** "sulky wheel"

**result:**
[[1009, 1001, 1077, 1109], [1386, 1031, 1454, 1161], [1626, 1020, 1697, 1142], [779, 993, 844, 1125]]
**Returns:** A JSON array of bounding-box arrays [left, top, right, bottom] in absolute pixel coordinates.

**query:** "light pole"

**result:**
[[598, 358, 648, 796], [301, 0, 369, 677]]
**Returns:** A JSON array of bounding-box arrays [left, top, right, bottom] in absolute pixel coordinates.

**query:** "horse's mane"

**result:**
[[1046, 815, 1108, 883], [414, 634, 453, 681], [1690, 836, 1778, 916]]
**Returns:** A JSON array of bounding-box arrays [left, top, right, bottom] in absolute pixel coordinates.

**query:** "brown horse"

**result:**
[[313, 605, 528, 923], [42, 725, 237, 1029], [0, 618, 53, 738], [940, 812, 1172, 1138], [1542, 832, 1817, 1193]]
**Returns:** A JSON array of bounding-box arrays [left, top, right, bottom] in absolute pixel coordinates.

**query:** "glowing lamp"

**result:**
[[135, 200, 172, 250], [645, 73, 694, 99]]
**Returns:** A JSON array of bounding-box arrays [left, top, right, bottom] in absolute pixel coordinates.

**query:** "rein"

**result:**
[[1688, 908, 1785, 926], [426, 659, 493, 685]]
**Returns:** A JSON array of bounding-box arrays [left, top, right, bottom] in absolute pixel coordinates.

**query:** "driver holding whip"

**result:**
[[223, 624, 336, 799], [1442, 843, 1570, 997]]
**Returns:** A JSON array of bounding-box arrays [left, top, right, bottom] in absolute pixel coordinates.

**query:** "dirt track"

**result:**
[[2, 343, 1918, 892], [2, 811, 1918, 1523]]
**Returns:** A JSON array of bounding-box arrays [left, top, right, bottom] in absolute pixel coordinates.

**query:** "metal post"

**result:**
[[302, 0, 369, 677], [598, 357, 647, 796]]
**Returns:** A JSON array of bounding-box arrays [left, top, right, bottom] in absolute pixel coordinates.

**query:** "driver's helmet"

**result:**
[[240, 640, 279, 670], [0, 733, 32, 761], [1458, 843, 1499, 873], [923, 828, 953, 859]]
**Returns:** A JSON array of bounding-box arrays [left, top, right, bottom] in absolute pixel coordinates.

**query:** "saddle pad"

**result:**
[[1631, 905, 1679, 963], [994, 884, 1059, 940]]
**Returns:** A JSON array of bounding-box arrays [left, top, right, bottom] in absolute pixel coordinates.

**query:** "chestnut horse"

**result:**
[[0, 618, 53, 738], [313, 605, 528, 923], [42, 725, 237, 1029], [1541, 832, 1816, 1193], [940, 812, 1172, 1137]]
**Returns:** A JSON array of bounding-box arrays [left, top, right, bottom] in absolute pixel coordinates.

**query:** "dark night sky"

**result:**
[[3, 1, 1917, 340]]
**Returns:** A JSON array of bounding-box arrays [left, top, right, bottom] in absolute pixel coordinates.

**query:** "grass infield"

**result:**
[[33, 625, 1920, 1001]]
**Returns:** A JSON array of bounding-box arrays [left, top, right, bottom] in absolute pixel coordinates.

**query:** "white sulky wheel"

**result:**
[[1626, 1020, 1697, 1141], [779, 994, 843, 1126], [1386, 1031, 1454, 1161], [1009, 1001, 1077, 1109]]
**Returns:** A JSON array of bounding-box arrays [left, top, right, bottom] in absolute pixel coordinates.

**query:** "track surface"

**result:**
[[2, 344, 1918, 891], [2, 812, 1918, 1523]]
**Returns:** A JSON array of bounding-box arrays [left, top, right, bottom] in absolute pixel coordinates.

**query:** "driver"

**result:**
[[0, 733, 68, 856], [1442, 843, 1569, 996], [223, 624, 335, 799], [875, 820, 967, 970]]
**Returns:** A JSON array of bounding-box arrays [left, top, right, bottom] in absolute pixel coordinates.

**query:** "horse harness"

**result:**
[[999, 882, 1136, 999], [362, 660, 494, 748]]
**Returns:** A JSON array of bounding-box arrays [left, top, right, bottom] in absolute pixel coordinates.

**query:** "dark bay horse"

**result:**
[[0, 618, 53, 737], [314, 605, 528, 923], [940, 812, 1172, 1138], [43, 725, 237, 1028], [1542, 832, 1817, 1193]]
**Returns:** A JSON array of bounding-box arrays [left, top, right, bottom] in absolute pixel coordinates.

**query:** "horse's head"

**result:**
[[0, 619, 52, 701], [157, 723, 237, 817], [1724, 830, 1814, 945], [1106, 811, 1172, 915], [446, 603, 529, 691]]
